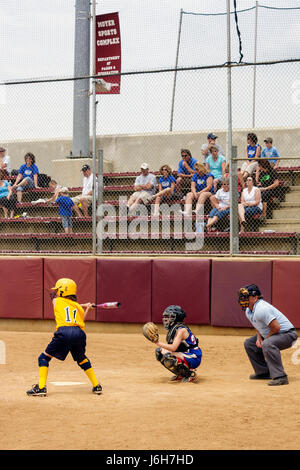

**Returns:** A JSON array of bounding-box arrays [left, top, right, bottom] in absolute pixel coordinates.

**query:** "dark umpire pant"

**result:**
[[244, 329, 298, 379]]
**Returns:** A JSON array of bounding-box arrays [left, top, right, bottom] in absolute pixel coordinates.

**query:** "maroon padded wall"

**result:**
[[211, 260, 272, 327], [272, 260, 300, 328], [151, 259, 211, 325], [96, 258, 152, 323], [43, 258, 97, 320], [0, 257, 43, 319]]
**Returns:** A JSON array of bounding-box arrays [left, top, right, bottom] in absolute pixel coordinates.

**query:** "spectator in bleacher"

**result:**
[[151, 164, 176, 216], [205, 146, 226, 193], [261, 138, 280, 169], [224, 162, 245, 196], [31, 179, 63, 205], [206, 177, 230, 232], [127, 163, 157, 214], [241, 133, 261, 179], [12, 152, 40, 202], [72, 164, 97, 217], [180, 162, 214, 216], [0, 146, 11, 176], [201, 133, 224, 162], [0, 170, 17, 218], [175, 149, 197, 197], [238, 176, 262, 232], [255, 160, 280, 221], [55, 187, 74, 233], [46, 179, 62, 202]]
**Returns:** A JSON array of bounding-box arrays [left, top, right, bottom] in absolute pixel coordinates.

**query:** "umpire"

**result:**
[[238, 284, 297, 386]]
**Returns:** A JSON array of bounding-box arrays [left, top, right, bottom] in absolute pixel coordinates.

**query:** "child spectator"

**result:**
[[56, 187, 74, 233], [261, 138, 280, 168]]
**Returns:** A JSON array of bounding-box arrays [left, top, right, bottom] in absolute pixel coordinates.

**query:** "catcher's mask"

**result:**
[[238, 284, 262, 310], [51, 278, 77, 298], [162, 305, 186, 330]]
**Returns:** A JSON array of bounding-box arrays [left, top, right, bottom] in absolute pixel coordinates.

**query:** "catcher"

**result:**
[[143, 305, 202, 382]]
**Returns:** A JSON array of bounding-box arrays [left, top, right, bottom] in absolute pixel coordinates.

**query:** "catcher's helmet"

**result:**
[[51, 278, 77, 297], [162, 305, 186, 330], [238, 284, 262, 310]]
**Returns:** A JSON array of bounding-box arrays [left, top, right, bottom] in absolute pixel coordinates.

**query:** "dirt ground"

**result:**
[[1, 325, 300, 451]]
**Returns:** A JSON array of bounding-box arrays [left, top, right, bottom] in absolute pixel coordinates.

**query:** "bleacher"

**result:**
[[0, 166, 299, 255]]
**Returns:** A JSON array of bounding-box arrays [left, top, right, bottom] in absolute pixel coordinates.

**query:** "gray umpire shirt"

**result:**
[[245, 299, 294, 338]]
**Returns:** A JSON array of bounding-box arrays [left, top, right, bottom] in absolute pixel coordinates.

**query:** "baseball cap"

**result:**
[[0, 146, 6, 152], [81, 164, 90, 171], [207, 133, 217, 140], [244, 284, 262, 297], [60, 187, 69, 193], [264, 137, 273, 143], [140, 163, 149, 170]]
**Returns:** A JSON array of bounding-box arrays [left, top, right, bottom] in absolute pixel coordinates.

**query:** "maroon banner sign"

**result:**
[[95, 12, 121, 94]]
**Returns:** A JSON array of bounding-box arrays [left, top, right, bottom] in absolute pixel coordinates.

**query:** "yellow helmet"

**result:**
[[51, 278, 77, 297]]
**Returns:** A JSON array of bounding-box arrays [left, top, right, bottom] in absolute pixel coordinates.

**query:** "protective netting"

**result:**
[[179, 4, 300, 67]]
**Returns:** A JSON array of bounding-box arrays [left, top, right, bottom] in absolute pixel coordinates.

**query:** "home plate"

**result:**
[[50, 381, 85, 386]]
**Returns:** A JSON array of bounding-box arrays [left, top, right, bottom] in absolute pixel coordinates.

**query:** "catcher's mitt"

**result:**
[[142, 322, 159, 343]]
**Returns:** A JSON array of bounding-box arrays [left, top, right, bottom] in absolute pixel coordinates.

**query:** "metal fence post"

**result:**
[[170, 9, 183, 132], [97, 148, 104, 254], [72, 0, 91, 158]]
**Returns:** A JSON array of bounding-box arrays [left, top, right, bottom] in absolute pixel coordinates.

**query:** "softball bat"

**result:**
[[92, 302, 121, 308]]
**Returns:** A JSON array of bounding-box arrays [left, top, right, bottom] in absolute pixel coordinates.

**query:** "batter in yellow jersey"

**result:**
[[26, 278, 102, 397], [53, 296, 85, 330]]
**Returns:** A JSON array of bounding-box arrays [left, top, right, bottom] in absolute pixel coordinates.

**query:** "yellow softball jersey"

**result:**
[[53, 297, 85, 330]]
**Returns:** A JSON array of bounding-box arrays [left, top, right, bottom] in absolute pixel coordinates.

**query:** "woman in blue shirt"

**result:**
[[180, 162, 214, 216], [151, 165, 176, 216], [12, 152, 40, 202], [0, 169, 17, 218], [241, 133, 261, 180]]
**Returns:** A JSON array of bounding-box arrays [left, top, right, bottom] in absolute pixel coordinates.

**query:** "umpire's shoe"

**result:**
[[268, 376, 289, 386], [92, 384, 102, 395], [26, 384, 47, 397], [249, 373, 271, 380]]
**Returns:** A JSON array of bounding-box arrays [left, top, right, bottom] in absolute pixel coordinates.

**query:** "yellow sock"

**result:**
[[38, 366, 48, 389], [84, 367, 99, 387]]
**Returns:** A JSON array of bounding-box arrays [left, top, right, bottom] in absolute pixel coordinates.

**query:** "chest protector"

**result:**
[[166, 323, 199, 353]]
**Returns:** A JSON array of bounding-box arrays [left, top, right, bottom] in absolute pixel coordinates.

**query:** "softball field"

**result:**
[[0, 324, 299, 451]]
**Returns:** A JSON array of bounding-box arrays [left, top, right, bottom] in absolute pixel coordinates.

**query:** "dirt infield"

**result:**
[[0, 326, 300, 451]]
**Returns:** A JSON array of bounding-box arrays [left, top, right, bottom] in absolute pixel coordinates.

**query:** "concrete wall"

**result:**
[[4, 126, 300, 187]]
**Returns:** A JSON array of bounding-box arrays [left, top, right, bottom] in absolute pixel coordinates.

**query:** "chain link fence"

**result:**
[[1, 2, 300, 256]]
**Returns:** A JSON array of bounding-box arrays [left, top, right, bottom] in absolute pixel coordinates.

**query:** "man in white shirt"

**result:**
[[127, 163, 157, 213], [201, 133, 224, 162], [239, 284, 297, 386], [0, 146, 11, 175], [72, 165, 97, 217]]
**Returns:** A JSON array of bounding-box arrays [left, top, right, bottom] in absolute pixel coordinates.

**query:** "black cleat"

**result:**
[[268, 376, 289, 386], [170, 375, 183, 381], [249, 373, 271, 380], [182, 371, 197, 383], [92, 384, 102, 395], [26, 384, 47, 397]]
